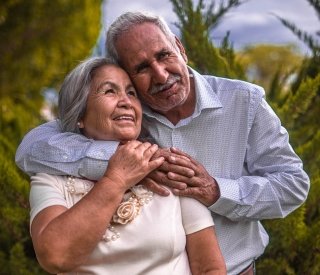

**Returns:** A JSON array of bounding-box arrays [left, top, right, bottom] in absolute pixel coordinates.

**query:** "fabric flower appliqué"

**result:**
[[103, 185, 153, 242], [113, 185, 153, 224]]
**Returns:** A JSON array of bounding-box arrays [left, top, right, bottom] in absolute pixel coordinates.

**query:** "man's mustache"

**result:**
[[149, 74, 181, 95]]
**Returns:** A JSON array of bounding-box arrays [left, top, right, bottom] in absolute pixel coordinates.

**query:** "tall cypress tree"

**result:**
[[170, 0, 245, 79]]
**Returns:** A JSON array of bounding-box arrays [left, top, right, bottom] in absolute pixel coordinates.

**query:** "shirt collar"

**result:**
[[189, 66, 222, 115]]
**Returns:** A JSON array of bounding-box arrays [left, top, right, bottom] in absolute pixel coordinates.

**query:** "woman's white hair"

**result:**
[[58, 57, 117, 133]]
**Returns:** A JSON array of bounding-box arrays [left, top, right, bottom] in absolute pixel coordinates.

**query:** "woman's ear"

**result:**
[[175, 36, 188, 63], [77, 121, 84, 129]]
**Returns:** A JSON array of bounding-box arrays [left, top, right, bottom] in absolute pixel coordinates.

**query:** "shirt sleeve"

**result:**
[[15, 120, 119, 180], [180, 197, 214, 235], [209, 98, 310, 221], [29, 173, 67, 225]]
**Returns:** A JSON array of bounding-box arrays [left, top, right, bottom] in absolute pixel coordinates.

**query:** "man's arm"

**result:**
[[208, 99, 310, 220], [15, 120, 119, 180], [146, 99, 310, 221]]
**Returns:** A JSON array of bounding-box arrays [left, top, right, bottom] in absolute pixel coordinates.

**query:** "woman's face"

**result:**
[[80, 65, 142, 142]]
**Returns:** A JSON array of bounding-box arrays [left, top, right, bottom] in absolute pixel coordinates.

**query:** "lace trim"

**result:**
[[65, 177, 153, 243], [65, 176, 92, 195]]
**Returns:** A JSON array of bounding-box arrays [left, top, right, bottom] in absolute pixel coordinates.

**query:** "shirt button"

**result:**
[[63, 154, 68, 160]]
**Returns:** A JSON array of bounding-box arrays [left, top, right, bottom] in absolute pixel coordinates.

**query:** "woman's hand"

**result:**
[[104, 141, 165, 190], [31, 141, 164, 273]]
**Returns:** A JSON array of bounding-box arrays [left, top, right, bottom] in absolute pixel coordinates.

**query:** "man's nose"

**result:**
[[150, 61, 168, 84]]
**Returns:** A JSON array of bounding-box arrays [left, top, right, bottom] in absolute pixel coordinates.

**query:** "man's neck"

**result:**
[[162, 78, 196, 125]]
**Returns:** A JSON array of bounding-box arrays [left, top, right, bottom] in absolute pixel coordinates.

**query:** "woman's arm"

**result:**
[[31, 141, 164, 273], [179, 196, 226, 274], [186, 227, 226, 275], [31, 177, 123, 273]]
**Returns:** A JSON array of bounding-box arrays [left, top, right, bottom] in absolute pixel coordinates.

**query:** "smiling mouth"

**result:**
[[113, 115, 135, 122]]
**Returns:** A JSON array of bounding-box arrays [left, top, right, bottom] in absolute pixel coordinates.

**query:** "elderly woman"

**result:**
[[29, 57, 226, 274]]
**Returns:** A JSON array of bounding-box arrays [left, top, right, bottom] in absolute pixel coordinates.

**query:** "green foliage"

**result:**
[[237, 44, 303, 94], [0, 135, 41, 273], [0, 0, 101, 273], [258, 68, 320, 275], [0, 0, 101, 105], [170, 0, 246, 78], [256, 1, 320, 273], [277, 75, 320, 130]]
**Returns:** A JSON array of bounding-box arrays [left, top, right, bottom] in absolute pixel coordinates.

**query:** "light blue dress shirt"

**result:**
[[15, 67, 310, 274]]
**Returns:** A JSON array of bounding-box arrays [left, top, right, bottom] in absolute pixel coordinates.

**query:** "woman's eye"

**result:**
[[103, 89, 115, 94], [128, 90, 137, 97]]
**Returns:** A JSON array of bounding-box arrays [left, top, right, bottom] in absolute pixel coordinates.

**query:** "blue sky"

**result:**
[[98, 0, 319, 55]]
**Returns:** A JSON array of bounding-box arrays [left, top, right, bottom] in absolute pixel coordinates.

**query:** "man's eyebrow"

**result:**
[[157, 48, 170, 54], [134, 60, 149, 72], [132, 48, 170, 73]]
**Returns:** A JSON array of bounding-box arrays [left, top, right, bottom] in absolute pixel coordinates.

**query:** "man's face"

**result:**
[[115, 23, 191, 116]]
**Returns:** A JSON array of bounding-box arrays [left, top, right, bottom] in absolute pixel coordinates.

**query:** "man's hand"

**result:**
[[142, 147, 220, 206], [141, 147, 195, 196]]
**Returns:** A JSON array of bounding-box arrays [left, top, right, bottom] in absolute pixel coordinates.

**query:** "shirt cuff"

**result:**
[[208, 177, 240, 215]]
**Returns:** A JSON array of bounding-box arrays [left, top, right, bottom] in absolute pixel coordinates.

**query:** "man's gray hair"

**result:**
[[58, 57, 116, 133], [106, 11, 177, 63]]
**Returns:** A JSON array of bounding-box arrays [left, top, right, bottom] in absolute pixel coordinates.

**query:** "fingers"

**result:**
[[122, 141, 160, 161], [141, 177, 170, 196], [172, 187, 196, 198], [172, 187, 210, 206], [148, 170, 187, 190], [151, 147, 171, 160], [172, 180, 220, 206], [170, 147, 193, 161], [149, 156, 165, 171], [160, 161, 195, 178], [167, 172, 199, 187], [143, 143, 159, 159]]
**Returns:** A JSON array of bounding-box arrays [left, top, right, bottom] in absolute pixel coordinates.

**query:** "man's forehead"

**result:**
[[116, 23, 169, 49], [116, 30, 172, 66]]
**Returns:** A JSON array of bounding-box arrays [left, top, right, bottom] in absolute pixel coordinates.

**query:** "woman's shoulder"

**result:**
[[30, 173, 94, 193], [31, 173, 66, 187]]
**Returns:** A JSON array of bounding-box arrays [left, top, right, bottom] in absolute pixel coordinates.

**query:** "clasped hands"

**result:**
[[142, 147, 220, 206]]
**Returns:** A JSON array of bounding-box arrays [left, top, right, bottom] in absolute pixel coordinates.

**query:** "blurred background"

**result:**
[[0, 0, 319, 274]]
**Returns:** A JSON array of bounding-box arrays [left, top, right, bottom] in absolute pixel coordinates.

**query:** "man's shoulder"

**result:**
[[202, 74, 265, 98]]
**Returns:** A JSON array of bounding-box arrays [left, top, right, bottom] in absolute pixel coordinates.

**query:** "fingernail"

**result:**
[[172, 189, 180, 195], [187, 170, 195, 177], [179, 183, 187, 189]]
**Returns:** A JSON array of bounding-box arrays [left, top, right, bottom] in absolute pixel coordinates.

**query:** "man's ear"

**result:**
[[175, 36, 188, 63]]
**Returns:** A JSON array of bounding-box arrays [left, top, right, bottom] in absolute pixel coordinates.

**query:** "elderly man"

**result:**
[[16, 11, 309, 275]]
